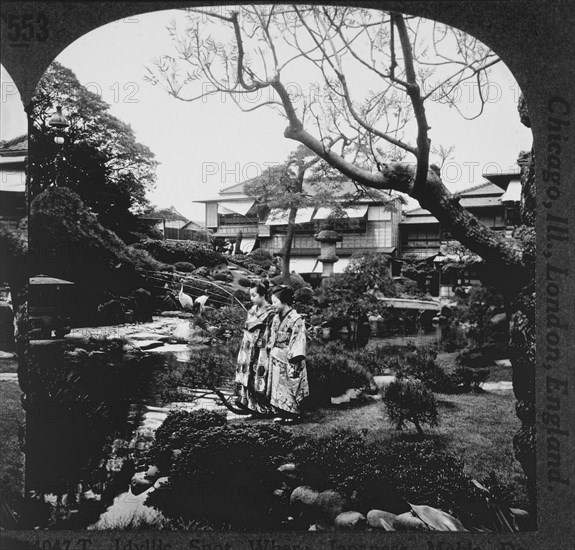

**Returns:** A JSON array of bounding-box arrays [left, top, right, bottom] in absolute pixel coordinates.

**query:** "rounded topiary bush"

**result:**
[[238, 276, 252, 288], [134, 238, 226, 268], [173, 261, 196, 273], [145, 417, 293, 529], [395, 345, 453, 392], [306, 344, 371, 406], [382, 378, 439, 434]]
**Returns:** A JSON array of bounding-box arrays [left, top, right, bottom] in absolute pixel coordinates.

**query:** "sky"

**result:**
[[0, 7, 533, 224]]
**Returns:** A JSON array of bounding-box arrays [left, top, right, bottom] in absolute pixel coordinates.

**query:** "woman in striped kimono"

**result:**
[[234, 281, 275, 417], [267, 286, 309, 424]]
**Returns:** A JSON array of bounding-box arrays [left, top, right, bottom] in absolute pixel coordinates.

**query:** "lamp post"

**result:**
[[48, 105, 70, 187]]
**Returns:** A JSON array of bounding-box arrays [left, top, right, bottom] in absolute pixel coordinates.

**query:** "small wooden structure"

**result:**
[[28, 274, 75, 339]]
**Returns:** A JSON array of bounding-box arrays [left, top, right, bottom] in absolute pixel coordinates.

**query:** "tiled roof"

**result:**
[[405, 180, 505, 216], [0, 134, 28, 154], [213, 176, 397, 204], [147, 206, 189, 222]]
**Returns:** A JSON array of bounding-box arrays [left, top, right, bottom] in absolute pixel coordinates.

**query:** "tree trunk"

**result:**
[[281, 206, 298, 286]]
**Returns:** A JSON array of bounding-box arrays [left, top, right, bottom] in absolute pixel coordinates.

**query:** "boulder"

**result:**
[[144, 465, 161, 481], [153, 477, 170, 490], [393, 511, 429, 531], [366, 509, 397, 531], [278, 463, 303, 484], [316, 490, 347, 522], [130, 472, 153, 496], [290, 486, 320, 509], [334, 511, 367, 530]]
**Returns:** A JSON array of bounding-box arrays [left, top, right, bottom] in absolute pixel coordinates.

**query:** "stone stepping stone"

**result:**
[[130, 340, 165, 350]]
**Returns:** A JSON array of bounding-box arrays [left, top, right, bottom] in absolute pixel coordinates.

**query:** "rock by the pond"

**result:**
[[66, 348, 90, 359], [130, 339, 165, 350], [334, 511, 367, 530], [130, 332, 172, 343], [290, 486, 320, 509], [153, 476, 170, 490], [130, 472, 153, 496], [278, 463, 302, 484], [308, 523, 332, 531], [316, 490, 348, 522], [393, 511, 433, 531], [367, 509, 397, 531], [145, 465, 161, 481]]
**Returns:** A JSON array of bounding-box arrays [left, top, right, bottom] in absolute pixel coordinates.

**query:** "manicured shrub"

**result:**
[[379, 439, 474, 521], [292, 430, 386, 499], [381, 378, 439, 434], [248, 248, 274, 270], [292, 431, 475, 522], [213, 271, 233, 283], [173, 261, 196, 273], [451, 365, 490, 392], [352, 346, 404, 376], [237, 276, 252, 287], [146, 419, 293, 529], [395, 345, 454, 392], [134, 238, 226, 267], [147, 410, 227, 472], [306, 344, 372, 405]]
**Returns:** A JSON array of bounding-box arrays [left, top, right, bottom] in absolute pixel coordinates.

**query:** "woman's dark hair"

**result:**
[[271, 285, 294, 306], [251, 279, 269, 298]]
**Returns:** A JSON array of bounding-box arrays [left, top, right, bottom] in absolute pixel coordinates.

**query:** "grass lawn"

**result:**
[[0, 377, 25, 513]]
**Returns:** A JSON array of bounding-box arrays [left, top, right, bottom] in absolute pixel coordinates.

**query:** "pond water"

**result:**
[[22, 340, 241, 530]]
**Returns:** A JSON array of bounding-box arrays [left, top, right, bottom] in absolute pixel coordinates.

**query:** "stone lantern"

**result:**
[[314, 229, 342, 280]]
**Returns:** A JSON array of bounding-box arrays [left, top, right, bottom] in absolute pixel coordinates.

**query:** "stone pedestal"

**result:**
[[315, 229, 342, 281]]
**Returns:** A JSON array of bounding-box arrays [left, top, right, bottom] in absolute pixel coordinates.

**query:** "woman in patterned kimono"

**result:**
[[234, 281, 275, 417], [267, 286, 309, 424]]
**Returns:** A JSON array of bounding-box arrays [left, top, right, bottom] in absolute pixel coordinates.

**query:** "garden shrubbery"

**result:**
[[292, 429, 477, 523], [382, 378, 439, 433], [145, 411, 293, 529], [173, 261, 196, 273], [134, 238, 226, 267], [394, 345, 454, 392], [352, 345, 405, 376], [305, 343, 372, 406]]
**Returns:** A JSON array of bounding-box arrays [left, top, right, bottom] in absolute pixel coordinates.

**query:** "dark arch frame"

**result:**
[[1, 1, 574, 548]]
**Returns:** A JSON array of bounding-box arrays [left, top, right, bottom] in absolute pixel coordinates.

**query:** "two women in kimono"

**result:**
[[234, 283, 308, 424]]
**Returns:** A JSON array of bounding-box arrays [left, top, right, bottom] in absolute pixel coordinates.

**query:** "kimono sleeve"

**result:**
[[287, 315, 307, 364]]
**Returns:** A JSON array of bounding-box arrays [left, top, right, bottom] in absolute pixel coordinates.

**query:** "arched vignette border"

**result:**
[[1, 2, 574, 549]]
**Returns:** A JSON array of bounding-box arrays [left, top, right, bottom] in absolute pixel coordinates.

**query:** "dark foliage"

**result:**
[[146, 413, 293, 529], [382, 378, 439, 433], [237, 276, 252, 288], [147, 410, 227, 472], [379, 439, 475, 521], [394, 344, 454, 392], [29, 188, 166, 325], [305, 343, 372, 406], [292, 430, 475, 522], [451, 365, 490, 392], [173, 261, 196, 273], [29, 62, 158, 243], [135, 239, 226, 268]]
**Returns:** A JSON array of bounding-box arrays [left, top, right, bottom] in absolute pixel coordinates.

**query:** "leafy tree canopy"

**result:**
[[29, 62, 158, 242]]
